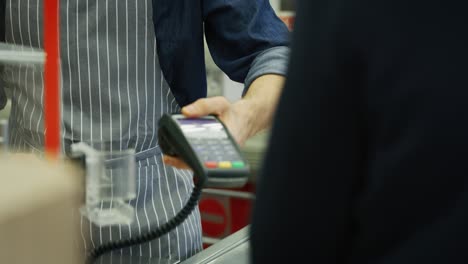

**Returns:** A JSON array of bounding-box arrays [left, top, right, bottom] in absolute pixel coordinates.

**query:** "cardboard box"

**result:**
[[0, 154, 85, 264]]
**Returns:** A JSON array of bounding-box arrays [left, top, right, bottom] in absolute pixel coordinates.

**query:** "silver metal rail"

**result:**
[[182, 225, 250, 264]]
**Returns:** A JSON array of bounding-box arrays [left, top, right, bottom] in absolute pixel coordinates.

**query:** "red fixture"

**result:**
[[44, 0, 60, 158]]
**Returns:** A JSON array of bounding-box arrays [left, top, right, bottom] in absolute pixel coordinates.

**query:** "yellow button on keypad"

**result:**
[[218, 161, 232, 168]]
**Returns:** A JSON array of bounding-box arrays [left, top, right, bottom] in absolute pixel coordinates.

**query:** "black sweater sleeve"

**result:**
[[251, 0, 366, 262]]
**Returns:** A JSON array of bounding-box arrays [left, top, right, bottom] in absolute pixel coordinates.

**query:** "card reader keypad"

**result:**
[[180, 120, 245, 169], [188, 137, 245, 169]]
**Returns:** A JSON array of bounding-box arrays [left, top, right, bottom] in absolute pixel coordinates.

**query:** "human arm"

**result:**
[[163, 73, 285, 167], [163, 0, 290, 167]]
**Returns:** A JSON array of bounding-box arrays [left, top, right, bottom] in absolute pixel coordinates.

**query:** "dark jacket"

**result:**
[[251, 0, 468, 263]]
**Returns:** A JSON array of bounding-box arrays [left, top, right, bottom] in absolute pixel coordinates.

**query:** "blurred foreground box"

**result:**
[[0, 155, 84, 264]]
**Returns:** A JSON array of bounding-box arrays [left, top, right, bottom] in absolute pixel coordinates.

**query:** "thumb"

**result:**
[[181, 96, 230, 117]]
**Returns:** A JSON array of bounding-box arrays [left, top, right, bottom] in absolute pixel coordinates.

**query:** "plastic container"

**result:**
[[71, 142, 136, 226]]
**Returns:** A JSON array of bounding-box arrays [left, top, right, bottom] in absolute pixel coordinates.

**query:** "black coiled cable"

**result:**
[[86, 177, 204, 264]]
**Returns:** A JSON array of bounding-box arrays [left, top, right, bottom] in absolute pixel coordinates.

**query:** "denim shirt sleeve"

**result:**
[[203, 0, 290, 86], [243, 46, 290, 96]]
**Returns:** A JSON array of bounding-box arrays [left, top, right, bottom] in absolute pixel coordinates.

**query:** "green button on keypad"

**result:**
[[232, 161, 245, 168]]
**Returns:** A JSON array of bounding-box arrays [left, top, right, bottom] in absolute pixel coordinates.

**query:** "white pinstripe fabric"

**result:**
[[2, 0, 202, 261]]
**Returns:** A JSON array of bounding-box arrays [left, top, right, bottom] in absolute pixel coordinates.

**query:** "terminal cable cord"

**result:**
[[86, 176, 205, 264]]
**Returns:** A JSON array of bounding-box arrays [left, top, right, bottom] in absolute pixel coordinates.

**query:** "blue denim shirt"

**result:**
[[0, 0, 290, 110], [153, 0, 290, 106]]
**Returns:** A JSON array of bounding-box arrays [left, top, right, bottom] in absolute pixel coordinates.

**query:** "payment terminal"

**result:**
[[87, 113, 250, 263], [158, 114, 249, 188]]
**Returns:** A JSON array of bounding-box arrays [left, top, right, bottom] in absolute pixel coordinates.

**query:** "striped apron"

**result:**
[[2, 0, 203, 261]]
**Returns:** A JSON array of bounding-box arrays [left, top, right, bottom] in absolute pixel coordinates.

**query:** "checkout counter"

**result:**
[[0, 153, 252, 264], [0, 110, 259, 264], [0, 134, 255, 264]]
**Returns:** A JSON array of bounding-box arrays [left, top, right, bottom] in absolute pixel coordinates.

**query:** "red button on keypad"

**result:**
[[204, 161, 218, 168]]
